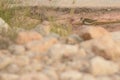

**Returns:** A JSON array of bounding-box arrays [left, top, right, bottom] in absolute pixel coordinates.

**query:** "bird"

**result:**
[[80, 17, 97, 25]]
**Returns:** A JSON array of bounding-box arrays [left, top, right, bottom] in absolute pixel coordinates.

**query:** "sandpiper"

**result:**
[[80, 17, 97, 25]]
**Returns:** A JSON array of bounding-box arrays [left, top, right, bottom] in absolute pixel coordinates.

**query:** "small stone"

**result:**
[[60, 70, 82, 80], [79, 26, 110, 40], [16, 31, 43, 44], [80, 36, 120, 61], [0, 57, 12, 70], [26, 37, 58, 53], [90, 56, 119, 76], [0, 36, 12, 49], [9, 45, 25, 55], [48, 43, 80, 60]]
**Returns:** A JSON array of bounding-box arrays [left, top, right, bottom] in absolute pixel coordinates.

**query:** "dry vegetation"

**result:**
[[1, 0, 120, 38], [0, 0, 75, 37]]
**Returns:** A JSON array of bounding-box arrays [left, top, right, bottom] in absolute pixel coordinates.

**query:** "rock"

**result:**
[[60, 70, 82, 80], [19, 72, 49, 80], [90, 56, 119, 76], [0, 18, 9, 32], [9, 45, 25, 55], [81, 74, 96, 80], [16, 31, 43, 44], [26, 37, 58, 53], [80, 36, 120, 61], [48, 43, 86, 61], [79, 26, 110, 40], [33, 21, 51, 36], [66, 34, 83, 44]]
